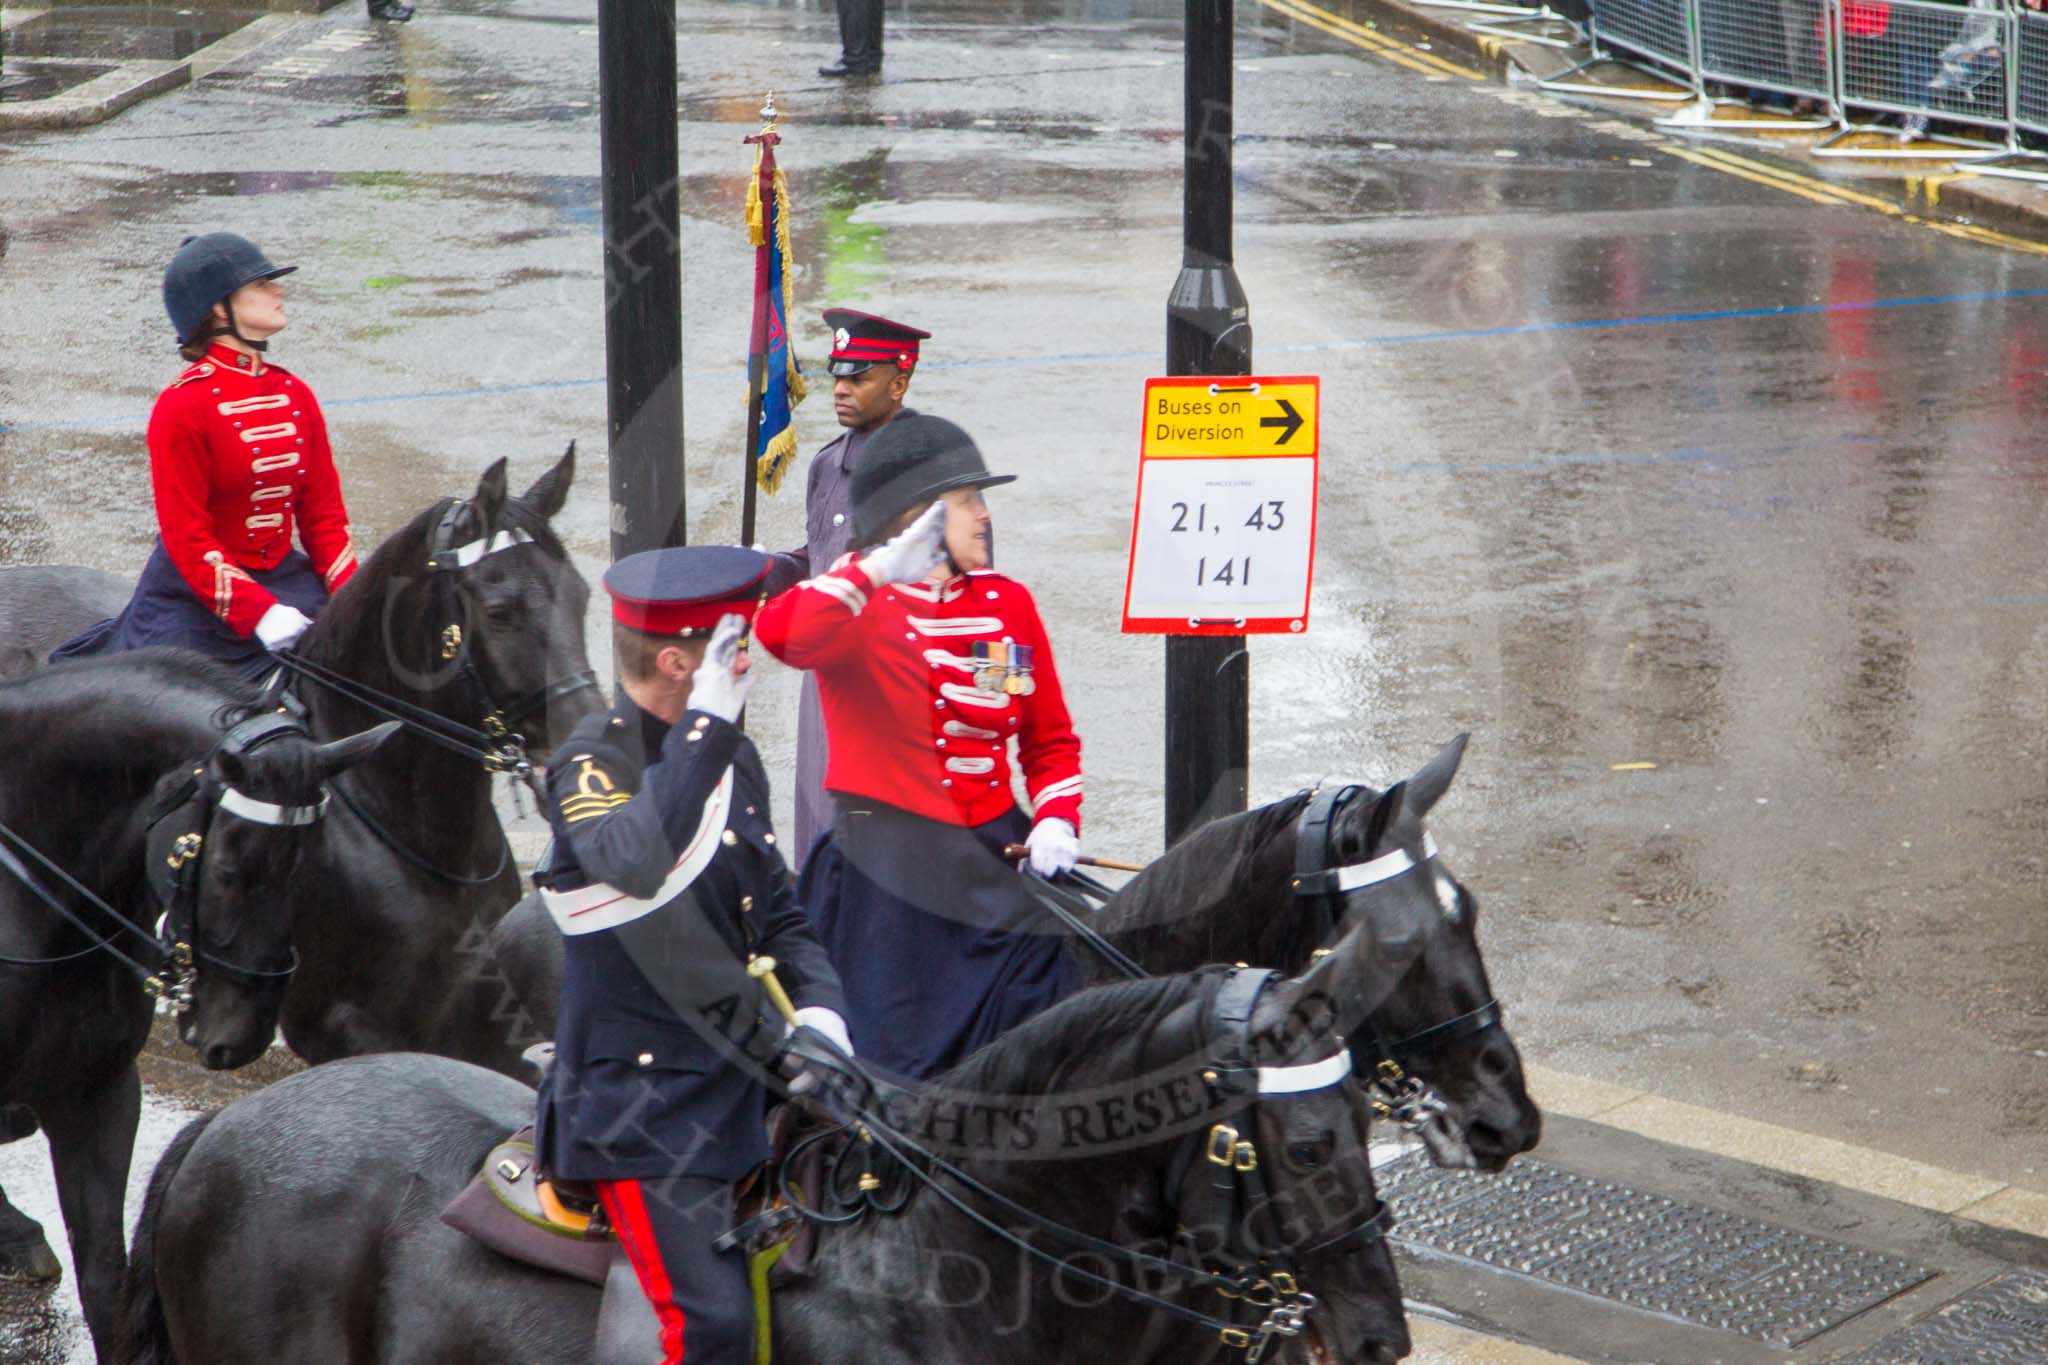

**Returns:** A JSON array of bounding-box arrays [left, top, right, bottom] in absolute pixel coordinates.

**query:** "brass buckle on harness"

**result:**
[[1219, 1327, 1252, 1350], [440, 623, 463, 661], [166, 833, 203, 871], [1206, 1123, 1258, 1171], [1376, 1058, 1406, 1084], [482, 713, 509, 740]]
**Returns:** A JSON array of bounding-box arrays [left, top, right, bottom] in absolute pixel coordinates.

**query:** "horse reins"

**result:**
[[270, 497, 598, 883], [273, 496, 599, 786]]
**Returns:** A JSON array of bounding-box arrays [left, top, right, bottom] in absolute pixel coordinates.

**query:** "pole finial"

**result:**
[[761, 91, 778, 124]]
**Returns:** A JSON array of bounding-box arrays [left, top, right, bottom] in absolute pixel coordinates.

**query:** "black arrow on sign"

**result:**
[[1260, 397, 1304, 446]]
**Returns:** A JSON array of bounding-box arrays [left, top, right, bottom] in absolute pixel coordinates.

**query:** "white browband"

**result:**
[[1333, 833, 1440, 893], [1257, 1049, 1353, 1095], [444, 528, 534, 568], [217, 788, 328, 827]]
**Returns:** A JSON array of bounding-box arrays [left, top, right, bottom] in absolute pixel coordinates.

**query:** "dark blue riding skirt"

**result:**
[[48, 541, 328, 678], [798, 799, 1079, 1081]]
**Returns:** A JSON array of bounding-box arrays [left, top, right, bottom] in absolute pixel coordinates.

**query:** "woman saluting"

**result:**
[[53, 233, 357, 674], [754, 413, 1085, 1080]]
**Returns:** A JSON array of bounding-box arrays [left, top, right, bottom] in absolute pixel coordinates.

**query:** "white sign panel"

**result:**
[[1123, 456, 1317, 633]]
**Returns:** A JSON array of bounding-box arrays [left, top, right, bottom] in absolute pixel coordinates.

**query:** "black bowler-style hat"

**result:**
[[824, 307, 930, 377], [849, 413, 1015, 545]]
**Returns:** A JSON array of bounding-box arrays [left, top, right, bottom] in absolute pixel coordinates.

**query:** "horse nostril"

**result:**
[[202, 1042, 239, 1071]]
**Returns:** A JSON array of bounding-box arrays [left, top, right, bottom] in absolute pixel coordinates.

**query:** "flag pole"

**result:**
[[740, 93, 779, 551]]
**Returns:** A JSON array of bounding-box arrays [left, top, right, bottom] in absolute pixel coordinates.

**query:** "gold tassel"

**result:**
[[756, 421, 799, 496]]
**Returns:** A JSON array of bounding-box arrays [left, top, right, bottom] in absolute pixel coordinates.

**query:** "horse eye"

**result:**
[[486, 602, 520, 626], [1287, 1139, 1328, 1169]]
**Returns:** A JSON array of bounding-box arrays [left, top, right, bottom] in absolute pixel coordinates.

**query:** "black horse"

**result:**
[[1087, 736, 1541, 1172], [479, 735, 1541, 1180], [0, 450, 596, 1065], [0, 566, 127, 680], [121, 893, 1434, 1365], [0, 452, 598, 1309], [0, 651, 395, 1360], [263, 449, 598, 1069]]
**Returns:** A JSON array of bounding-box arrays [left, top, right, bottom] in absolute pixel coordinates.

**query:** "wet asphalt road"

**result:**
[[4, 0, 2048, 1358]]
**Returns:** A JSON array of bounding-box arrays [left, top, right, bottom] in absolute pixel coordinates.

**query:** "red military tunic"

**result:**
[[755, 556, 1083, 832], [147, 344, 358, 636]]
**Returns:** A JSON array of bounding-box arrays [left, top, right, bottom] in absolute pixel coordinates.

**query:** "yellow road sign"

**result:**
[[1141, 375, 1320, 459]]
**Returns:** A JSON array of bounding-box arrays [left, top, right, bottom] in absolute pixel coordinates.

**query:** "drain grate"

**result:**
[[1380, 1153, 1934, 1347], [1839, 1267, 2048, 1363]]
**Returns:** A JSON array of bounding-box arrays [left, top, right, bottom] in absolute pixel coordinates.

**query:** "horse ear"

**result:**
[[1404, 733, 1469, 820], [314, 721, 403, 779], [472, 458, 510, 534], [519, 443, 575, 520], [1252, 882, 1438, 1057]]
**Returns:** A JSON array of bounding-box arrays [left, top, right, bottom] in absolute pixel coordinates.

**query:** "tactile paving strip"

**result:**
[[1379, 1153, 1934, 1347], [1839, 1267, 2048, 1363]]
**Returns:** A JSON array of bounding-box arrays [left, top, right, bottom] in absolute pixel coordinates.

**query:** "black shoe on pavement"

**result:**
[[817, 59, 880, 78], [368, 0, 414, 21]]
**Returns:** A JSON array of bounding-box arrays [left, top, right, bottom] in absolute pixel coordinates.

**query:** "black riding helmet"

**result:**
[[849, 413, 1016, 546], [163, 232, 297, 350]]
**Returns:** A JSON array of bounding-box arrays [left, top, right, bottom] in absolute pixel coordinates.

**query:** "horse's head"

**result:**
[[314, 446, 600, 768], [425, 448, 599, 765], [155, 716, 400, 1070], [931, 965, 1408, 1363], [1318, 735, 1540, 1172]]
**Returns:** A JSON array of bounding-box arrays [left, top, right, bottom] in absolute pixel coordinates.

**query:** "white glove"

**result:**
[[254, 604, 313, 651], [792, 1006, 854, 1057], [858, 501, 947, 585], [787, 1007, 854, 1097], [687, 614, 756, 722], [1026, 817, 1080, 877]]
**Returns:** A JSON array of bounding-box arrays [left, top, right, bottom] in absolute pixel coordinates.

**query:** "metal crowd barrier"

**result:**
[[1537, 0, 2048, 173], [1818, 0, 2010, 156], [1544, 0, 1702, 99]]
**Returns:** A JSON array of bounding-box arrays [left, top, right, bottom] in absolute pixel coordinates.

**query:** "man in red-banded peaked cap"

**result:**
[[764, 307, 933, 862], [534, 540, 850, 1365]]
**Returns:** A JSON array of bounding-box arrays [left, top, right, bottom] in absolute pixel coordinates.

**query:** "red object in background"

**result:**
[[1839, 1, 1890, 37]]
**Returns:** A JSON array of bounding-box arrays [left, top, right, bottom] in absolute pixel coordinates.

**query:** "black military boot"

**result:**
[[367, 0, 414, 21], [817, 59, 879, 78]]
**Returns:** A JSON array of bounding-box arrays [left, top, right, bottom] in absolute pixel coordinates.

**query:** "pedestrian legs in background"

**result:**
[[368, 0, 414, 23], [820, 0, 883, 77]]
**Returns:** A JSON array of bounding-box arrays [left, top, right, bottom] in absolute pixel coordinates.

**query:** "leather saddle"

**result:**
[[440, 1103, 833, 1292]]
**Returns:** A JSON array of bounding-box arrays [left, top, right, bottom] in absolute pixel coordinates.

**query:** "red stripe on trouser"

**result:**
[[595, 1180, 689, 1363]]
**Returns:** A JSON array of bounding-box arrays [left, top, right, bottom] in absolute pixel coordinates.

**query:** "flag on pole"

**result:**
[[744, 120, 806, 497]]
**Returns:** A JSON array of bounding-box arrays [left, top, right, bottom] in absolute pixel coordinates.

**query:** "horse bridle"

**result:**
[[768, 968, 1388, 1361], [1292, 783, 1505, 1132], [423, 497, 600, 757], [139, 709, 325, 1006], [274, 497, 600, 791]]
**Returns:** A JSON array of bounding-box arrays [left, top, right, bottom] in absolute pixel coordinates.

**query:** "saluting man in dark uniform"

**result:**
[[771, 308, 930, 861], [533, 546, 851, 1365]]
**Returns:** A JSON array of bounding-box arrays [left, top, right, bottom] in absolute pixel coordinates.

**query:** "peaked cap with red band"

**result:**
[[605, 545, 771, 636], [824, 307, 930, 377]]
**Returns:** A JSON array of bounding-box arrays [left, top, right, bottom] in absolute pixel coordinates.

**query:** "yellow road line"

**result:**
[[1669, 145, 2048, 254], [1685, 146, 1899, 210], [1660, 145, 1843, 204], [1256, 0, 1486, 81]]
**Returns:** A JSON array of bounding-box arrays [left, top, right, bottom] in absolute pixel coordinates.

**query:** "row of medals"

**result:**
[[972, 641, 1037, 696]]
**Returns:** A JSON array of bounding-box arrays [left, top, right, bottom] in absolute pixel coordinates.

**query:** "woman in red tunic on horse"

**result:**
[[52, 232, 357, 676], [755, 412, 1086, 1080]]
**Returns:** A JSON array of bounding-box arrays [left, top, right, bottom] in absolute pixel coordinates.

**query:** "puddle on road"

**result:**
[[2, 6, 259, 64], [0, 61, 115, 103]]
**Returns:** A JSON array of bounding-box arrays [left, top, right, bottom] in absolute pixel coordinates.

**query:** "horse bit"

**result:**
[[140, 709, 326, 1006]]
